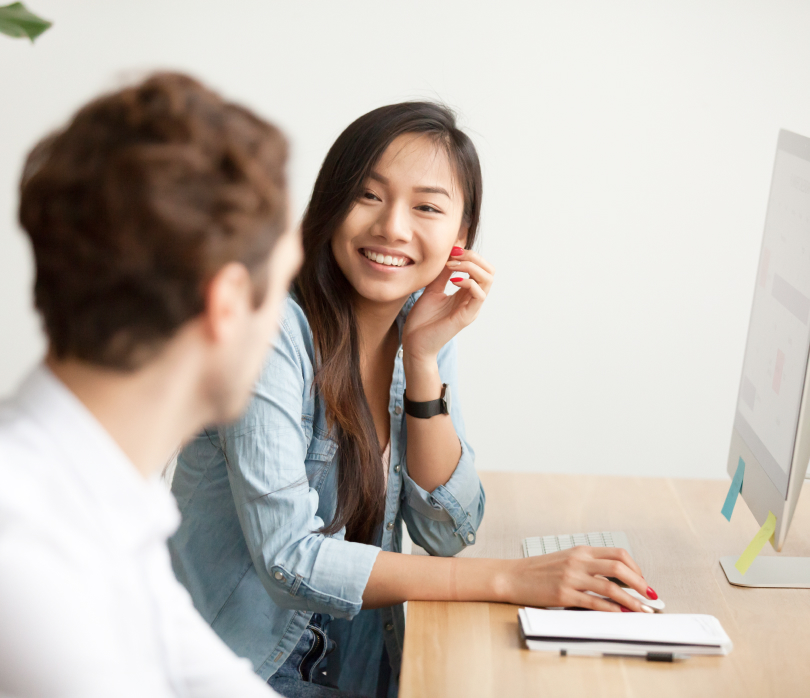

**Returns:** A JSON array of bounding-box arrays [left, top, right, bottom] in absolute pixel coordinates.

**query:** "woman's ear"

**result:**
[[456, 224, 469, 249]]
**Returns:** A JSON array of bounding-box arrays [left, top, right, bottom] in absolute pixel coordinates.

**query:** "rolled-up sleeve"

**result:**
[[400, 339, 486, 557], [221, 307, 379, 620]]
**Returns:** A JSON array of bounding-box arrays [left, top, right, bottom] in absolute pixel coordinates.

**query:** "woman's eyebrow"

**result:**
[[368, 171, 450, 198], [414, 185, 450, 198]]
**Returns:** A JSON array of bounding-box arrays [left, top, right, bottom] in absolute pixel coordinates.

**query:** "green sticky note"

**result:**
[[735, 511, 777, 575]]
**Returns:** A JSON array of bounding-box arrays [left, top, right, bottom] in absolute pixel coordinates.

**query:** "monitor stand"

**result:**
[[720, 556, 810, 588]]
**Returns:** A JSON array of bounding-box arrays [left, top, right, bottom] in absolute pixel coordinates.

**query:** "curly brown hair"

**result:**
[[19, 72, 289, 370]]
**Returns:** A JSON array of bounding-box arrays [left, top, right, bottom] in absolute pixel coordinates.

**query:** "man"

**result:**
[[0, 72, 301, 697]]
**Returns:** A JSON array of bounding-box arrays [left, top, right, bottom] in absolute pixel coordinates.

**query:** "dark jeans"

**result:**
[[268, 615, 367, 698]]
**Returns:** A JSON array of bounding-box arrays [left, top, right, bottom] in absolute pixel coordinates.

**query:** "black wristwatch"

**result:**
[[403, 384, 452, 419]]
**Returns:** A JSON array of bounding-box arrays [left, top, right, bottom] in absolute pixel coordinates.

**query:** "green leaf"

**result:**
[[0, 2, 52, 41]]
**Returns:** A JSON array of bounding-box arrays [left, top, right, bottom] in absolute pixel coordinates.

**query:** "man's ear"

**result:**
[[456, 223, 469, 249], [202, 262, 253, 342]]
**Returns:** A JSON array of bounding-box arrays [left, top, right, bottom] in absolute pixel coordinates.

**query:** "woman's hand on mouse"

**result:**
[[401, 246, 494, 362], [495, 546, 656, 613]]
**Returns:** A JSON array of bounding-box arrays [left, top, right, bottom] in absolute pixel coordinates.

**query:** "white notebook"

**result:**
[[518, 608, 733, 656]]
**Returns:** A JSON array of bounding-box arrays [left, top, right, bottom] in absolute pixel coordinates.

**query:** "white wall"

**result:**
[[2, 0, 809, 480]]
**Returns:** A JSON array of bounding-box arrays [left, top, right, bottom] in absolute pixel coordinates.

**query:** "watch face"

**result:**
[[442, 383, 452, 414]]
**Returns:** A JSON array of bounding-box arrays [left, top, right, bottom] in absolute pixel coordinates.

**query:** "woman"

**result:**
[[169, 103, 656, 698]]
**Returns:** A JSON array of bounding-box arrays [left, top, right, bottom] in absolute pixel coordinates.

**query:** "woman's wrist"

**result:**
[[402, 352, 442, 402], [402, 348, 438, 370], [488, 559, 516, 604]]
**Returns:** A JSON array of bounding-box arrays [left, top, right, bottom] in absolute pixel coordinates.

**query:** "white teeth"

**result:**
[[364, 250, 409, 267]]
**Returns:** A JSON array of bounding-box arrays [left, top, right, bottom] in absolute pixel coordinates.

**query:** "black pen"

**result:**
[[560, 649, 689, 661]]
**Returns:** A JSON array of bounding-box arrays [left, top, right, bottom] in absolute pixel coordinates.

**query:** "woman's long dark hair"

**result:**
[[295, 102, 483, 544]]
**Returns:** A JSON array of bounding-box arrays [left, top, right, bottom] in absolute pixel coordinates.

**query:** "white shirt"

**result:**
[[0, 366, 278, 698]]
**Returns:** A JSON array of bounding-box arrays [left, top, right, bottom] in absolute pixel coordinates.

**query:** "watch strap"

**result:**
[[403, 384, 450, 419]]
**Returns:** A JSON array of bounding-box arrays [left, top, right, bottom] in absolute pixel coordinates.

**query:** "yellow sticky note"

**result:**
[[735, 511, 777, 575]]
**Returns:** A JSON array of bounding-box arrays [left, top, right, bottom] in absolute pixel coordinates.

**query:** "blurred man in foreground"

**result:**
[[0, 72, 301, 698]]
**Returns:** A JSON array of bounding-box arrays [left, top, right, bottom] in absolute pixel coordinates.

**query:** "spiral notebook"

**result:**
[[518, 608, 733, 656]]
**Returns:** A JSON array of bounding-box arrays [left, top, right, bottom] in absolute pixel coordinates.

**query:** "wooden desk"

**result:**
[[399, 472, 810, 698]]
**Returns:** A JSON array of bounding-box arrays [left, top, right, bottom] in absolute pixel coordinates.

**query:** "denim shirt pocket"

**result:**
[[305, 428, 338, 523]]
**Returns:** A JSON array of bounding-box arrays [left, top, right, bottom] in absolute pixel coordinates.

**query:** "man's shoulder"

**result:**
[[0, 405, 75, 538], [0, 510, 129, 698], [0, 403, 48, 494]]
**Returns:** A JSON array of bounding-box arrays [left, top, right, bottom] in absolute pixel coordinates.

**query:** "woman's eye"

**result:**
[[362, 191, 380, 201], [416, 204, 441, 214]]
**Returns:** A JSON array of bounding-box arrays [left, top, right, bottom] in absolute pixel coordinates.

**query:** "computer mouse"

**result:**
[[624, 588, 666, 611]]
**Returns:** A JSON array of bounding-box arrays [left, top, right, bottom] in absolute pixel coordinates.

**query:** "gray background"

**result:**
[[3, 0, 810, 480]]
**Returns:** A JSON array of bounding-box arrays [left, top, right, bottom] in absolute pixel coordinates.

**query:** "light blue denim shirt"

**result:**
[[169, 292, 485, 691]]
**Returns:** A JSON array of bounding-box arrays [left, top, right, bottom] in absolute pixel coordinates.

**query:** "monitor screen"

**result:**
[[734, 131, 810, 496], [734, 131, 810, 497]]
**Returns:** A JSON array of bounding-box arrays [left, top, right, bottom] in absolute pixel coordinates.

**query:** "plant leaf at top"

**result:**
[[0, 2, 52, 41]]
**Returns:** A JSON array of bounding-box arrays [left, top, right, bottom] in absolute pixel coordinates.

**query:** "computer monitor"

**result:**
[[721, 129, 810, 587]]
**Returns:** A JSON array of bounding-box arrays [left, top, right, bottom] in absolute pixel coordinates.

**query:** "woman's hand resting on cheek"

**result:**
[[401, 246, 495, 361]]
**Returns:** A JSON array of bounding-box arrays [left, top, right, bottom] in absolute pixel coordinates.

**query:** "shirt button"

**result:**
[[466, 533, 475, 543], [273, 571, 284, 581], [385, 622, 394, 631], [394, 405, 402, 415], [386, 521, 394, 531], [394, 464, 401, 473], [397, 348, 403, 358]]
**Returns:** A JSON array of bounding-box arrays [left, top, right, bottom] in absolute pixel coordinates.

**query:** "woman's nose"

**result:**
[[375, 203, 411, 242]]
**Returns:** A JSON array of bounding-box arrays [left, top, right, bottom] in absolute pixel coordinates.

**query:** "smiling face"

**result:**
[[331, 133, 468, 305]]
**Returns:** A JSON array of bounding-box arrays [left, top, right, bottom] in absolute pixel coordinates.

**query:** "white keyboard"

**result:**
[[522, 531, 634, 558]]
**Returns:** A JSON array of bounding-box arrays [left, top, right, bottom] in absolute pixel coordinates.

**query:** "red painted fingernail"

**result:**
[[450, 277, 464, 283], [620, 606, 631, 613], [646, 587, 658, 600], [451, 246, 464, 256]]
